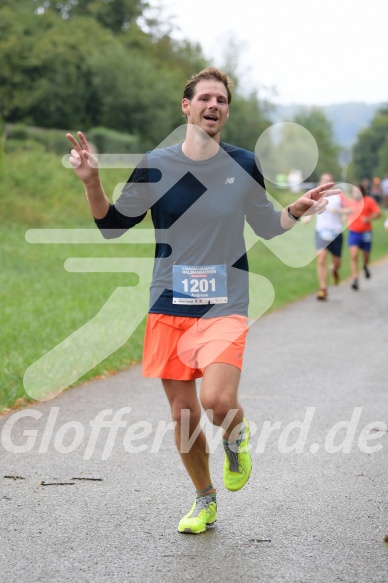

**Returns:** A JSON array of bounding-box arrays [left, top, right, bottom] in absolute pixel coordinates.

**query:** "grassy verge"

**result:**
[[1, 225, 154, 411], [1, 146, 387, 412]]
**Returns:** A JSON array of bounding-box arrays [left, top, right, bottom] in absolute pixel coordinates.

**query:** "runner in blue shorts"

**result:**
[[347, 184, 380, 290]]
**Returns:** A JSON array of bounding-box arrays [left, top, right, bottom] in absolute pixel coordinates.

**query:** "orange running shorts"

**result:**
[[142, 313, 249, 380]]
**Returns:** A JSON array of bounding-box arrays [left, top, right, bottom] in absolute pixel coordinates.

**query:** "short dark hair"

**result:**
[[357, 184, 366, 197], [183, 67, 233, 104]]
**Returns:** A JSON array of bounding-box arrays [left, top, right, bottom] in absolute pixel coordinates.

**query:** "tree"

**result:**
[[351, 106, 388, 180], [292, 108, 341, 181], [375, 134, 388, 179], [32, 0, 148, 33], [88, 43, 183, 148], [0, 0, 276, 154], [221, 91, 272, 153], [0, 8, 114, 128], [0, 0, 205, 138]]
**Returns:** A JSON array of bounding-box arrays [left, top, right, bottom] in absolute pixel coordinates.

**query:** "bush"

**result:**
[[5, 138, 45, 154], [0, 115, 4, 166], [87, 126, 140, 154], [5, 124, 70, 154]]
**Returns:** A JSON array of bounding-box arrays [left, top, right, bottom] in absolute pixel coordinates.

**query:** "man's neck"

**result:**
[[182, 125, 220, 161]]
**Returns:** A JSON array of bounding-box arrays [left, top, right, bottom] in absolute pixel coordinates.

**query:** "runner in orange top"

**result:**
[[346, 184, 380, 290]]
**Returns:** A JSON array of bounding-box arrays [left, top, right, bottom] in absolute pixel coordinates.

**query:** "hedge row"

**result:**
[[4, 124, 139, 155]]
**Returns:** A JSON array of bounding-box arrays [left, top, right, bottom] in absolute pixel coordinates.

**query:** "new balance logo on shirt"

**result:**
[[225, 177, 235, 184]]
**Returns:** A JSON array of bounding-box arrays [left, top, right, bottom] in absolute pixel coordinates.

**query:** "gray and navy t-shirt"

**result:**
[[95, 142, 285, 317]]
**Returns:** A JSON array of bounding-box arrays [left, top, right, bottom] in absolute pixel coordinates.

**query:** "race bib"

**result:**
[[319, 229, 338, 242], [172, 264, 228, 305], [362, 231, 372, 243]]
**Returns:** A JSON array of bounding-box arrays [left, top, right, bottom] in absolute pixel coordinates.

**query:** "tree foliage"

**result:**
[[0, 8, 114, 127], [350, 106, 388, 180], [0, 1, 206, 147], [0, 0, 326, 157], [32, 0, 148, 33], [292, 108, 341, 181], [221, 92, 273, 152]]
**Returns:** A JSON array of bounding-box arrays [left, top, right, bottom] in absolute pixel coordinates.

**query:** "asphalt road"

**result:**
[[1, 260, 388, 583]]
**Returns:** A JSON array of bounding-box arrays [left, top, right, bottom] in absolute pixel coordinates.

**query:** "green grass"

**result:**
[[1, 145, 387, 412], [0, 225, 156, 409]]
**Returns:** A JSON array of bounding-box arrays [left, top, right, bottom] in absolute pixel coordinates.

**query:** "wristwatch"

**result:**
[[287, 206, 301, 221]]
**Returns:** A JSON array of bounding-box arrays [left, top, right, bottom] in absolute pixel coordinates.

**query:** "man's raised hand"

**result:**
[[66, 131, 99, 184], [291, 182, 342, 218]]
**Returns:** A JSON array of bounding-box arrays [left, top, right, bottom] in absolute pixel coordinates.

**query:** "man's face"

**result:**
[[320, 173, 333, 185], [182, 79, 229, 141]]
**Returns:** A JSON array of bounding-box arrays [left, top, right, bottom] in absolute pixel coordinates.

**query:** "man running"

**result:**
[[303, 172, 350, 300], [66, 67, 337, 534], [347, 183, 380, 290]]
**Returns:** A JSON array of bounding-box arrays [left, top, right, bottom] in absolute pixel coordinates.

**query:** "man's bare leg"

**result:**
[[162, 378, 216, 494], [350, 245, 360, 289], [316, 248, 328, 291], [200, 362, 244, 440], [350, 245, 359, 280], [201, 362, 251, 491], [163, 363, 246, 495]]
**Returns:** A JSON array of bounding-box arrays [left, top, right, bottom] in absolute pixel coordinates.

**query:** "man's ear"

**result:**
[[182, 98, 190, 117]]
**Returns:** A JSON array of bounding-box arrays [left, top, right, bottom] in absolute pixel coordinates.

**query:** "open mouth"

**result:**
[[203, 115, 218, 122]]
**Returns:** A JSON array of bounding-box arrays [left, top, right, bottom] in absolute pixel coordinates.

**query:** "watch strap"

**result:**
[[287, 206, 301, 221]]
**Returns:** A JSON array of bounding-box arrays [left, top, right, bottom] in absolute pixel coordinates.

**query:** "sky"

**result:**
[[147, 0, 388, 106]]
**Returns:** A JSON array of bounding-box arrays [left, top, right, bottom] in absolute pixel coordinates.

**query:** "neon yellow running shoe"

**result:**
[[223, 418, 252, 491], [177, 495, 217, 534]]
